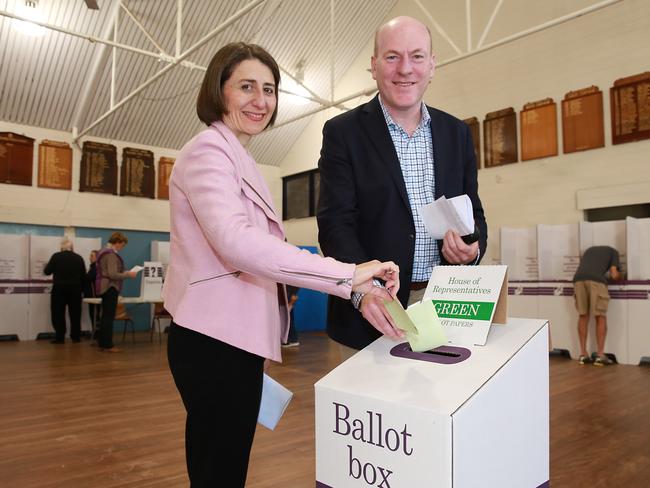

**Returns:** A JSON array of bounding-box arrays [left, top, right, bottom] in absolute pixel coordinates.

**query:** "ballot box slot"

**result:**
[[421, 349, 461, 358], [389, 342, 472, 364]]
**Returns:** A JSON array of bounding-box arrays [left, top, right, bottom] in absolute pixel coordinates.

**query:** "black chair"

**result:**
[[150, 303, 171, 343]]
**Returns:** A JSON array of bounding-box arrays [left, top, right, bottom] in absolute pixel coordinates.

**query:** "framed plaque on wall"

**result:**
[[610, 71, 650, 145], [157, 157, 175, 200], [120, 147, 155, 198], [0, 132, 34, 186], [38, 140, 72, 190], [79, 141, 118, 194], [520, 98, 558, 161], [463, 117, 481, 168], [483, 108, 517, 168], [562, 86, 604, 153]]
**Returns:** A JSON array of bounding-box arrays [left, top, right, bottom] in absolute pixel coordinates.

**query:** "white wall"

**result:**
[[279, 0, 650, 263], [0, 121, 282, 232]]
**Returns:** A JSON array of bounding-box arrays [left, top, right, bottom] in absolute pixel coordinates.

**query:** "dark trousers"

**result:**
[[167, 322, 264, 488], [287, 309, 299, 343], [98, 287, 118, 349], [50, 285, 82, 341]]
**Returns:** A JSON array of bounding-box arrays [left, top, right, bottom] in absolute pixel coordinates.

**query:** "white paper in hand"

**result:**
[[130, 265, 144, 273], [419, 195, 475, 239], [258, 373, 293, 430]]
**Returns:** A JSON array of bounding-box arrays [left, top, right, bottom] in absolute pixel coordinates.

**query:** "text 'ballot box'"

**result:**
[[315, 318, 549, 488]]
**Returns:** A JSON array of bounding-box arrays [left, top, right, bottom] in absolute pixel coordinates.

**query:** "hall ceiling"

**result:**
[[0, 0, 620, 166]]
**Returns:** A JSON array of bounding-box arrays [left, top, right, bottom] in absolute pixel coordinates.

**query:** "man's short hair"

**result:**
[[60, 238, 73, 251], [373, 17, 433, 56], [108, 232, 128, 245], [196, 42, 281, 128]]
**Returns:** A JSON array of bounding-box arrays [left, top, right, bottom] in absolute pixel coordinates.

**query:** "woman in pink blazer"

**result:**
[[163, 42, 401, 488]]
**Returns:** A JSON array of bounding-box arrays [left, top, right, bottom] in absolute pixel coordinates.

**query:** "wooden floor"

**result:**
[[0, 331, 648, 487]]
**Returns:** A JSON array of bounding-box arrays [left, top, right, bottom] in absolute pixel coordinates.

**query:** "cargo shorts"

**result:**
[[574, 280, 610, 316]]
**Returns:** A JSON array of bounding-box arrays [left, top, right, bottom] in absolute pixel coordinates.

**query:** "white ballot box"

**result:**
[[315, 318, 549, 488]]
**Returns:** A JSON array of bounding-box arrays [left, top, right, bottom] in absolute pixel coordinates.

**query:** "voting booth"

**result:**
[[315, 318, 549, 488]]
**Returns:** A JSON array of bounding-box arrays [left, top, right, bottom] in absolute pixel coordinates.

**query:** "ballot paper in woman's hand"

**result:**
[[382, 298, 447, 352], [257, 374, 293, 430], [419, 195, 475, 239]]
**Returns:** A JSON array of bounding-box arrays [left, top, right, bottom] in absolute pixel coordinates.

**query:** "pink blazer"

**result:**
[[162, 122, 355, 361]]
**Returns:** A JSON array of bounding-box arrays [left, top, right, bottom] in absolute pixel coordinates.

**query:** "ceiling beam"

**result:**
[[439, 0, 622, 68], [73, 0, 267, 143], [413, 0, 463, 55], [271, 85, 378, 131], [477, 0, 504, 49], [71, 1, 120, 135], [120, 1, 166, 54], [466, 0, 472, 52]]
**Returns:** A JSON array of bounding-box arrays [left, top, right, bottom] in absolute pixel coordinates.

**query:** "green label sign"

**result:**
[[431, 300, 494, 320]]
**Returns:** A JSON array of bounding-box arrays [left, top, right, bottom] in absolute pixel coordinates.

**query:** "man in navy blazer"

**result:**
[[317, 16, 488, 353]]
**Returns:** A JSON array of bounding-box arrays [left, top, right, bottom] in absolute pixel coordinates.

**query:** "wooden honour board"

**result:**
[[157, 157, 175, 200], [483, 107, 517, 167], [520, 98, 558, 161], [562, 86, 604, 153], [120, 147, 155, 198], [79, 141, 118, 194], [610, 71, 650, 145], [0, 132, 34, 186], [38, 140, 72, 190], [463, 117, 481, 168]]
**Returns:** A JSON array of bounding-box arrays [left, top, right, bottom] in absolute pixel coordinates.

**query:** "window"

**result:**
[[585, 204, 650, 222], [282, 169, 319, 220]]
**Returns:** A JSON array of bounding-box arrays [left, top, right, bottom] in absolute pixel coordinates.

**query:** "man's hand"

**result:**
[[441, 229, 478, 264], [359, 295, 404, 339]]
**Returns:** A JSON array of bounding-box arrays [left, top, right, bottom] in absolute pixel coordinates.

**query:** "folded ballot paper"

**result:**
[[257, 373, 293, 430], [383, 298, 447, 352], [419, 195, 475, 239]]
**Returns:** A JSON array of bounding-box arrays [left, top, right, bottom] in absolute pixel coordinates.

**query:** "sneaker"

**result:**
[[282, 342, 300, 348], [593, 355, 614, 366], [578, 355, 592, 365]]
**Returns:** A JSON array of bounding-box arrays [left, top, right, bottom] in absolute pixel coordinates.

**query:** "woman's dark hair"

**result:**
[[196, 42, 281, 128]]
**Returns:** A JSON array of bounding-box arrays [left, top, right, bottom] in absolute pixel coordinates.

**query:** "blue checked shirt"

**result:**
[[380, 97, 440, 283]]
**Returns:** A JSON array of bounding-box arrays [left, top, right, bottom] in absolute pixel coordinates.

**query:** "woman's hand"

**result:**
[[352, 260, 399, 300], [352, 260, 402, 339]]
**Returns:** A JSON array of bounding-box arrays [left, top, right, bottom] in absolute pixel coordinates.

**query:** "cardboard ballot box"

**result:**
[[315, 318, 549, 488]]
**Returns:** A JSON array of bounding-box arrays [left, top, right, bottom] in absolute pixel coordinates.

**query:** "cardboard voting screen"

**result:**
[[140, 261, 163, 301]]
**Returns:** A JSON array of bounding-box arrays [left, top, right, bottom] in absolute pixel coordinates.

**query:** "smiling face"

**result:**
[[221, 58, 277, 145], [371, 17, 435, 122]]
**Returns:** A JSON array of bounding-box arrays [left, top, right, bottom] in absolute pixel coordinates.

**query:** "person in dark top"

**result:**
[[282, 285, 300, 347], [85, 250, 99, 339], [43, 238, 87, 344], [95, 232, 137, 353], [573, 246, 621, 366]]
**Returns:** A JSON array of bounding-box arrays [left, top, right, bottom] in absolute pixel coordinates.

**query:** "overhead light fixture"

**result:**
[[83, 0, 100, 9], [13, 0, 47, 37], [281, 60, 311, 106]]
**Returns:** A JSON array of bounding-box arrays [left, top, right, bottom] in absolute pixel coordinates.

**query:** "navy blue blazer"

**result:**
[[317, 95, 487, 350]]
